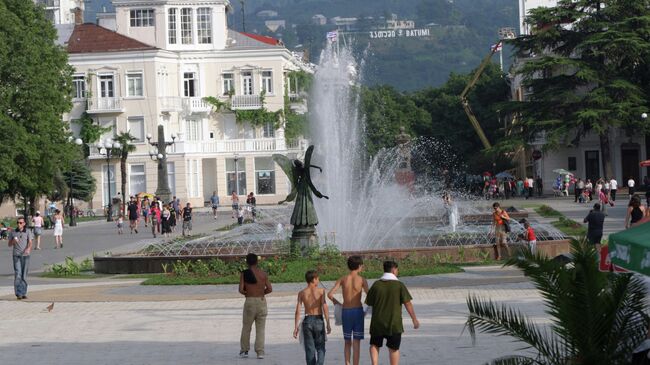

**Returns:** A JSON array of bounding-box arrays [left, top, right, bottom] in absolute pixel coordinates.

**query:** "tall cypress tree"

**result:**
[[505, 0, 650, 178]]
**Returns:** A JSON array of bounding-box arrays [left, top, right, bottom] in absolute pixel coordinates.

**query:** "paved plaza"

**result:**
[[0, 197, 632, 364]]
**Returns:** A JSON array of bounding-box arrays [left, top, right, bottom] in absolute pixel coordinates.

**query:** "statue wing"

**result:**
[[304, 145, 329, 200], [272, 153, 298, 203]]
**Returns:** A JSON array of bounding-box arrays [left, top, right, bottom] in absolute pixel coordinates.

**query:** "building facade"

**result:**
[[65, 0, 309, 211], [33, 0, 84, 25]]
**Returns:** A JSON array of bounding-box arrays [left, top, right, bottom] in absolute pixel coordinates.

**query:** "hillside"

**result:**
[[86, 0, 519, 90]]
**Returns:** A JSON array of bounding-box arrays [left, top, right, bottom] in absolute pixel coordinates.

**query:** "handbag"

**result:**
[[503, 218, 511, 233]]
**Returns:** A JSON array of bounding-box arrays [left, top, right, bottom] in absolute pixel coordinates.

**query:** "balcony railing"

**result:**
[[182, 97, 211, 113], [172, 138, 307, 154], [36, 0, 60, 8], [87, 97, 123, 113], [231, 95, 263, 110]]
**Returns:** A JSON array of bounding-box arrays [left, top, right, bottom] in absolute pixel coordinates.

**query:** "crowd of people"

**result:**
[[239, 253, 419, 365], [117, 195, 195, 238], [480, 175, 544, 200]]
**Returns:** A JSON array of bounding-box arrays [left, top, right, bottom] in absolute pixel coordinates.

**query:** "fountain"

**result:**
[[93, 44, 570, 274]]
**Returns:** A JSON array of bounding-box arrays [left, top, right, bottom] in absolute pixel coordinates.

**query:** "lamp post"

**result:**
[[69, 137, 83, 227], [98, 139, 121, 222], [233, 153, 240, 195], [147, 125, 176, 203]]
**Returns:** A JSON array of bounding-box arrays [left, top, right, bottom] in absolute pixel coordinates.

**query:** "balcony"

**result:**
[[160, 96, 183, 112], [182, 97, 211, 113], [36, 0, 60, 8], [87, 97, 124, 114], [231, 95, 263, 110], [172, 138, 308, 154]]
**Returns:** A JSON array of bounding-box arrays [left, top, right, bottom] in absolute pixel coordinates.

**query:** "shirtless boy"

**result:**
[[327, 256, 369, 365], [294, 271, 332, 365], [239, 253, 272, 359]]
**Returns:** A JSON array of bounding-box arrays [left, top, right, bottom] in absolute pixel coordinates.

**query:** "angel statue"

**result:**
[[273, 145, 329, 247]]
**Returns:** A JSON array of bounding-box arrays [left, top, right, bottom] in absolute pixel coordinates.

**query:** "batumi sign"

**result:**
[[369, 28, 431, 39]]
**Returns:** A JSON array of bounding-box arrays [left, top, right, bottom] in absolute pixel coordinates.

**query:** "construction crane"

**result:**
[[459, 27, 515, 150]]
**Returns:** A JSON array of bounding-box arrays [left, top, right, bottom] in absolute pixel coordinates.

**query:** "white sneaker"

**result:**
[[257, 354, 264, 359]]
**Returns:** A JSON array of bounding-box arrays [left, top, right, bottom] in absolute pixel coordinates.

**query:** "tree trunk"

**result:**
[[600, 127, 613, 179], [121, 156, 127, 216]]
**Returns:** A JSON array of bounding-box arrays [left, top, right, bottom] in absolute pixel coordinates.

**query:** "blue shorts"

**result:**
[[342, 307, 364, 340]]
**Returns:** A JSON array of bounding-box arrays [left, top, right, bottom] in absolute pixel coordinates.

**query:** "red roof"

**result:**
[[67, 23, 156, 54], [240, 32, 282, 46]]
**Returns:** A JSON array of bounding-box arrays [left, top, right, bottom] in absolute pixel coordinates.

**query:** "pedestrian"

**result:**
[[247, 192, 257, 221], [491, 202, 511, 260], [231, 191, 240, 219], [294, 270, 332, 365], [53, 209, 64, 249], [644, 176, 650, 207], [141, 197, 150, 227], [128, 198, 139, 234], [8, 217, 33, 300], [609, 177, 618, 202], [239, 253, 272, 359], [327, 255, 369, 365], [523, 177, 530, 200], [150, 202, 161, 238], [625, 195, 646, 229], [628, 176, 636, 197], [182, 202, 193, 236], [365, 260, 419, 365], [238, 206, 245, 225], [584, 203, 606, 253], [521, 219, 537, 254], [116, 214, 124, 235], [575, 178, 584, 203], [169, 205, 177, 233], [32, 211, 44, 250], [161, 205, 172, 237], [516, 178, 524, 197], [172, 196, 181, 221], [585, 179, 593, 201], [598, 188, 610, 216], [210, 191, 220, 219], [536, 176, 543, 197]]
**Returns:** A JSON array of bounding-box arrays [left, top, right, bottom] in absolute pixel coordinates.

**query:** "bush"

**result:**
[[207, 258, 229, 275]]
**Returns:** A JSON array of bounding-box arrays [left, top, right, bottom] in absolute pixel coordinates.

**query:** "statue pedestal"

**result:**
[[291, 225, 318, 256]]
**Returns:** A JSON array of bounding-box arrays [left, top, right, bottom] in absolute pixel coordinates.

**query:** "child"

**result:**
[[522, 220, 536, 254], [116, 214, 124, 235], [293, 271, 331, 365], [238, 206, 244, 225], [327, 256, 369, 365]]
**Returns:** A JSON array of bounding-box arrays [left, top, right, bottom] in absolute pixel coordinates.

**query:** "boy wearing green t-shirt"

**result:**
[[365, 260, 419, 365]]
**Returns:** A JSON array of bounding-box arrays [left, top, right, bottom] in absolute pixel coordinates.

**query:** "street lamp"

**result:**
[[98, 138, 121, 222], [69, 137, 83, 227], [233, 153, 240, 195], [147, 125, 176, 203]]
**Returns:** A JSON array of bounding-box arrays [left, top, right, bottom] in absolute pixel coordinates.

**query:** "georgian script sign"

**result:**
[[369, 28, 431, 39]]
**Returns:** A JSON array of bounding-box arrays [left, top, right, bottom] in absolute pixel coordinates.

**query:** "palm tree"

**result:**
[[466, 238, 649, 365], [114, 132, 137, 215]]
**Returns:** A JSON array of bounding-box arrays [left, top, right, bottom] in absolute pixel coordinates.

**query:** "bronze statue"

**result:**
[[273, 145, 328, 251]]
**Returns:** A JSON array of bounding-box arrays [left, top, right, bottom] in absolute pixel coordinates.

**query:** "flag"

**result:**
[[491, 43, 502, 52], [326, 30, 338, 42]]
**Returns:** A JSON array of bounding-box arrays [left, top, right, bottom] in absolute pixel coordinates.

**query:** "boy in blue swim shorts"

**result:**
[[328, 256, 369, 365]]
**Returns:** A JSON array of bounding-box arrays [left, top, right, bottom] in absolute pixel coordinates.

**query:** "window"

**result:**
[[128, 117, 145, 142], [99, 118, 116, 141], [99, 75, 114, 98], [126, 72, 143, 97], [168, 8, 177, 44], [72, 75, 85, 99], [167, 162, 176, 197], [187, 159, 200, 197], [197, 8, 212, 44], [242, 71, 253, 95], [568, 157, 577, 171], [183, 72, 196, 97], [226, 158, 246, 195], [255, 157, 275, 195], [222, 73, 234, 95], [185, 119, 202, 141], [129, 164, 146, 195], [263, 122, 274, 138], [261, 71, 273, 94], [102, 165, 116, 207], [180, 8, 193, 44], [130, 9, 155, 27]]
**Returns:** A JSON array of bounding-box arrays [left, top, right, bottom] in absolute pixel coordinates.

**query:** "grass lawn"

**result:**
[[535, 205, 564, 218], [551, 217, 587, 237], [140, 257, 463, 285], [38, 272, 111, 279]]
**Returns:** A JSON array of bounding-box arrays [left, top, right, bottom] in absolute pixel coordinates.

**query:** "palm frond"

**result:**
[[488, 355, 539, 365]]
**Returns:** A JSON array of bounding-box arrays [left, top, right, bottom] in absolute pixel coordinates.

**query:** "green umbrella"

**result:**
[[609, 222, 650, 275], [552, 168, 573, 175]]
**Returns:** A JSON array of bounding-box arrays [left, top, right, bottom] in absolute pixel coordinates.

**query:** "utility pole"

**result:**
[[239, 0, 246, 32]]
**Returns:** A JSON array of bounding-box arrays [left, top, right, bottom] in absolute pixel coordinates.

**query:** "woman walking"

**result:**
[[625, 196, 646, 229], [150, 202, 161, 238], [53, 209, 64, 249], [32, 211, 44, 250], [231, 191, 240, 219]]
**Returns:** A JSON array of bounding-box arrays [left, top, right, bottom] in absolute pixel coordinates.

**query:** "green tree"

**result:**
[[114, 132, 137, 214], [504, 0, 650, 178], [63, 159, 97, 205], [0, 0, 75, 216], [466, 238, 649, 364]]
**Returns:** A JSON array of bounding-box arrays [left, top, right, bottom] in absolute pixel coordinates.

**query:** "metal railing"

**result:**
[[87, 97, 123, 113], [182, 97, 211, 113], [160, 96, 183, 112], [231, 95, 263, 110]]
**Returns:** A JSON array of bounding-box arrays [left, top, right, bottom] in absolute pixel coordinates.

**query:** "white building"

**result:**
[[63, 0, 309, 211], [311, 14, 326, 26], [512, 0, 648, 191], [33, 0, 84, 24]]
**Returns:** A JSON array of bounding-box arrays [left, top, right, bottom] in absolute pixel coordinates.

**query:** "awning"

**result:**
[[609, 222, 650, 275]]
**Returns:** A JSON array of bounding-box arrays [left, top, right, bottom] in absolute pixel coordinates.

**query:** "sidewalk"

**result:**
[[0, 267, 542, 365]]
